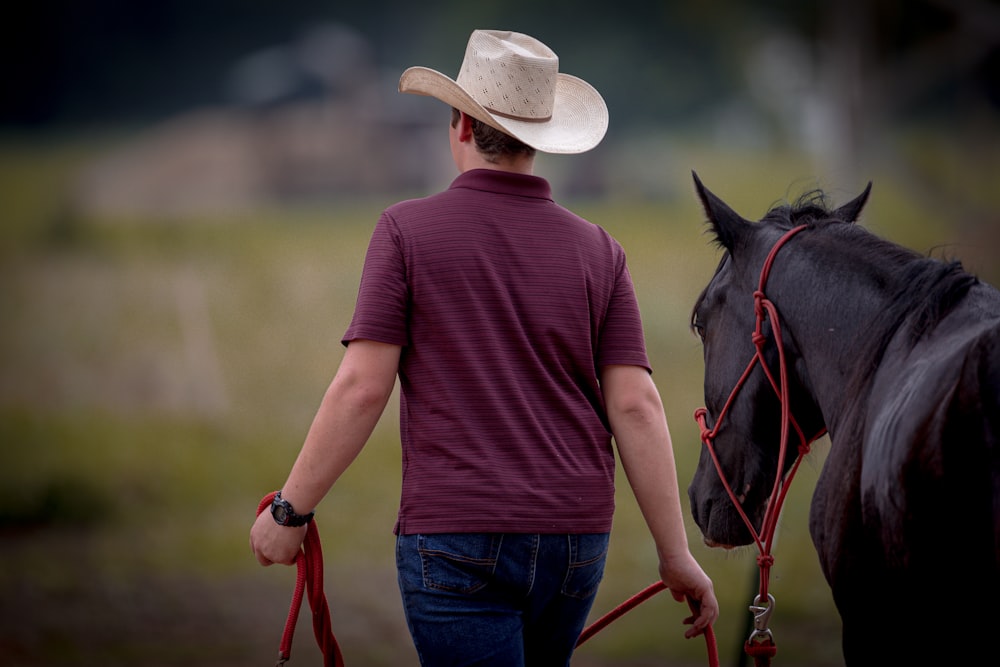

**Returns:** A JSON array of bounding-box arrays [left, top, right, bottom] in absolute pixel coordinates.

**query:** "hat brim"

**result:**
[[399, 66, 608, 154]]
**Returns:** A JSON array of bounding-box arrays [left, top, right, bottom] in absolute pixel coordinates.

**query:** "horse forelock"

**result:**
[[761, 189, 841, 229]]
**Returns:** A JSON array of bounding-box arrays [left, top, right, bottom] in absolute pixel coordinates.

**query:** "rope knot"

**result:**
[[693, 408, 715, 443], [756, 554, 774, 569], [751, 332, 766, 348]]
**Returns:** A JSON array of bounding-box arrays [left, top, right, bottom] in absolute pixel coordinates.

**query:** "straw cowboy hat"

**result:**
[[398, 29, 609, 154]]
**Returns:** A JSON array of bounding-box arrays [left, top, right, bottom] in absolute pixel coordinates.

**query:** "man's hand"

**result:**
[[660, 554, 719, 639], [250, 509, 308, 566]]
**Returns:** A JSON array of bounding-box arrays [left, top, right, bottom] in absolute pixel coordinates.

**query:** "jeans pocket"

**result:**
[[562, 533, 610, 600], [417, 533, 501, 594]]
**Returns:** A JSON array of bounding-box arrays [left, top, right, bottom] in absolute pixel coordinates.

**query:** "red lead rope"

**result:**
[[256, 492, 343, 667], [257, 492, 717, 667], [577, 580, 720, 667]]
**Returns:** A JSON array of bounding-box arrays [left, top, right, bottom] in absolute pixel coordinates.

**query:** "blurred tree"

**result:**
[[2, 0, 995, 133]]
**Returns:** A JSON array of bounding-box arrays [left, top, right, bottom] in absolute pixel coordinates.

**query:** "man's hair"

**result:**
[[451, 108, 536, 162]]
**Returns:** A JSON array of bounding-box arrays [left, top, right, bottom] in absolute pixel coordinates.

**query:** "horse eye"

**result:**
[[692, 320, 706, 342]]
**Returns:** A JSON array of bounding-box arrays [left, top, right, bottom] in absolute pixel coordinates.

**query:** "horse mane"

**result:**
[[841, 255, 978, 406]]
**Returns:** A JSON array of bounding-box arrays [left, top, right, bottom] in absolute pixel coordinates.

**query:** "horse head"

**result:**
[[686, 172, 870, 548]]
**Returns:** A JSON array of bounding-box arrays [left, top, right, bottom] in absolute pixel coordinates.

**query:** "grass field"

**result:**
[[1, 131, 995, 666]]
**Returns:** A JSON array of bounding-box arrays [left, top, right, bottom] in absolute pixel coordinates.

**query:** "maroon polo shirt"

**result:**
[[343, 169, 650, 535]]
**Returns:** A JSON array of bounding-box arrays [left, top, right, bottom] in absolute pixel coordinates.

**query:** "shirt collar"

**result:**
[[449, 169, 553, 201]]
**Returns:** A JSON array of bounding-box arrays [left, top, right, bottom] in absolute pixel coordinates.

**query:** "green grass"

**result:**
[[1, 131, 994, 665]]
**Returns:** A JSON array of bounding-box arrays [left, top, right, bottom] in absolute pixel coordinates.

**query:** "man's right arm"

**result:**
[[250, 339, 400, 566]]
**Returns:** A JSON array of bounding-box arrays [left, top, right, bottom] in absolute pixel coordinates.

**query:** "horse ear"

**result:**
[[692, 171, 750, 250], [833, 182, 872, 224]]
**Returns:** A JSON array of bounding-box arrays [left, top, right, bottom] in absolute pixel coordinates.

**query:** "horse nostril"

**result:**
[[689, 495, 711, 533], [736, 482, 751, 505]]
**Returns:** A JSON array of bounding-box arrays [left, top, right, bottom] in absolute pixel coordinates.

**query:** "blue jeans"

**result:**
[[396, 532, 610, 667]]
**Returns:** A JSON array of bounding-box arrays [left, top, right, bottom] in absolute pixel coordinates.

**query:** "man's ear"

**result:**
[[456, 111, 474, 142]]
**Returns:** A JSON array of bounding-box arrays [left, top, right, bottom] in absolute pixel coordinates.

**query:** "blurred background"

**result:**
[[1, 1, 997, 665]]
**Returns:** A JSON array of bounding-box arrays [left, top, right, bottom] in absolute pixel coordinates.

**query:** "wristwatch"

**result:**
[[270, 491, 315, 527]]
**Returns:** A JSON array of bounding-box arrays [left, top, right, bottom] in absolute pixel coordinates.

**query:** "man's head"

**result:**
[[450, 107, 536, 162], [399, 30, 608, 155]]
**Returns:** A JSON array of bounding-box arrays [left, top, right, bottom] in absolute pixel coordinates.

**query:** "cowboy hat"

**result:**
[[398, 29, 609, 154]]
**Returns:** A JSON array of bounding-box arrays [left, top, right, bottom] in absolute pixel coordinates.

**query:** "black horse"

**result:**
[[686, 173, 1000, 665]]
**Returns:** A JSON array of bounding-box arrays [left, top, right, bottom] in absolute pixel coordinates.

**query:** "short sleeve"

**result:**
[[342, 211, 410, 347]]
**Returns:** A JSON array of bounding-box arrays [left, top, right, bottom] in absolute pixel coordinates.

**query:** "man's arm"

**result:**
[[601, 364, 719, 638], [250, 339, 401, 566]]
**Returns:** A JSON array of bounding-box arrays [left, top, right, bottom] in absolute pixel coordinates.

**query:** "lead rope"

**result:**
[[693, 225, 827, 666], [258, 489, 717, 666], [577, 581, 720, 667], [257, 492, 343, 667]]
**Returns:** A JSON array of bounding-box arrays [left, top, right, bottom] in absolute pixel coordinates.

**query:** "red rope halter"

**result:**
[[256, 492, 343, 667], [693, 225, 828, 665]]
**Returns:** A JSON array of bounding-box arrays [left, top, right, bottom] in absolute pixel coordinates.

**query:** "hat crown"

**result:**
[[455, 30, 557, 122]]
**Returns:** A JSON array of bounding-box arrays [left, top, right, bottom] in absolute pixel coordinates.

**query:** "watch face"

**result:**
[[272, 504, 289, 524]]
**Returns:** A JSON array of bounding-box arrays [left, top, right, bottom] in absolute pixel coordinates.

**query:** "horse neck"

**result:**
[[766, 253, 894, 440]]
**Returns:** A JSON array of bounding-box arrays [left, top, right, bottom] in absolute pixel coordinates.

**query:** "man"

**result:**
[[250, 29, 718, 666]]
